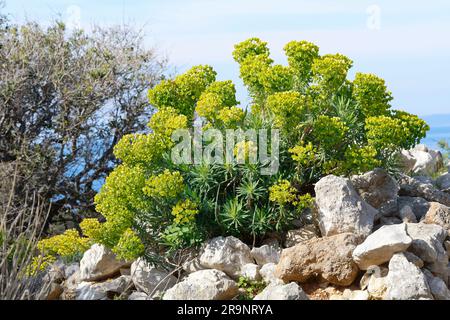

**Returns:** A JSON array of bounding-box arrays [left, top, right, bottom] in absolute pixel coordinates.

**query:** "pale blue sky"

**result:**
[[3, 0, 450, 116]]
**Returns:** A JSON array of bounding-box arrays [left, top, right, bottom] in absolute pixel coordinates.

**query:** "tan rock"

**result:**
[[423, 202, 450, 233], [275, 233, 359, 286]]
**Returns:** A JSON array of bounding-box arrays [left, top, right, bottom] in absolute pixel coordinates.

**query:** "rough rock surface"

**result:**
[[405, 223, 447, 263], [284, 225, 318, 248], [330, 289, 370, 300], [251, 244, 280, 266], [75, 282, 108, 300], [352, 224, 412, 270], [240, 263, 261, 281], [315, 175, 378, 238], [423, 269, 450, 300], [199, 236, 254, 278], [400, 145, 443, 176], [398, 196, 430, 221], [254, 282, 308, 300], [351, 168, 399, 216], [359, 266, 388, 300], [399, 175, 450, 207], [128, 291, 152, 300], [385, 253, 433, 300], [436, 173, 450, 192], [163, 269, 238, 300], [423, 202, 450, 233], [130, 258, 177, 297], [259, 263, 282, 285], [79, 244, 126, 282], [275, 233, 359, 286]]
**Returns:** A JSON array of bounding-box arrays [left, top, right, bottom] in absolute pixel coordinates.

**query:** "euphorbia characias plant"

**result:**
[[34, 38, 429, 265]]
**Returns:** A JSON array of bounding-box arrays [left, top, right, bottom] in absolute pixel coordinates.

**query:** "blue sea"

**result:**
[[421, 114, 450, 150]]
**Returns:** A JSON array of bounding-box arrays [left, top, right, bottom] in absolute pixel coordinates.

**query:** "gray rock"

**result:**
[[385, 253, 433, 300], [398, 196, 430, 221], [351, 168, 399, 216], [75, 282, 108, 300], [352, 224, 412, 270], [130, 258, 177, 297], [128, 291, 152, 300], [79, 244, 126, 282], [182, 257, 206, 274], [199, 236, 254, 278], [315, 175, 378, 238], [437, 173, 450, 192], [423, 269, 450, 300], [163, 269, 238, 300], [403, 252, 424, 268], [400, 145, 443, 176], [98, 275, 132, 294], [251, 244, 280, 265], [405, 223, 447, 263], [254, 282, 308, 300], [399, 175, 450, 207], [240, 263, 261, 281], [398, 205, 417, 223], [259, 263, 283, 285]]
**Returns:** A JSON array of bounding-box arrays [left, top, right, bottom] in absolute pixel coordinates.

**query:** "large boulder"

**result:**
[[163, 269, 238, 300], [254, 283, 308, 300], [79, 244, 127, 282], [275, 233, 359, 286], [130, 258, 177, 298], [405, 223, 447, 263], [315, 175, 378, 238], [352, 224, 412, 270], [399, 175, 450, 207], [251, 244, 280, 266], [423, 202, 450, 233], [351, 168, 399, 216], [199, 236, 254, 278], [397, 196, 430, 221], [385, 253, 433, 300]]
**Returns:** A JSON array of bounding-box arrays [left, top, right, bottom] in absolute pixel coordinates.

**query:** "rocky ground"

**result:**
[[42, 145, 450, 300]]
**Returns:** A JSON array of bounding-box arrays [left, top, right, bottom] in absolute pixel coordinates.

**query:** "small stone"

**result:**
[[79, 244, 126, 282], [253, 282, 308, 300], [423, 202, 450, 233], [239, 263, 261, 281]]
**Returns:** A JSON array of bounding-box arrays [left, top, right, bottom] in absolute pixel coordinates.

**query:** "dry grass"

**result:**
[[0, 168, 52, 300]]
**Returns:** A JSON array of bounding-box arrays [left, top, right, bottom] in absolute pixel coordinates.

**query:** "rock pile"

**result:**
[[44, 145, 450, 300]]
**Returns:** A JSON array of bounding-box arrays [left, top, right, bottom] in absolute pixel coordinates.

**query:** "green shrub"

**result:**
[[44, 38, 429, 260]]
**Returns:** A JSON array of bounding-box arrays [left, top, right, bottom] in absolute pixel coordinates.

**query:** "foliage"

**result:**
[[237, 276, 267, 300], [85, 38, 429, 261], [0, 20, 166, 231]]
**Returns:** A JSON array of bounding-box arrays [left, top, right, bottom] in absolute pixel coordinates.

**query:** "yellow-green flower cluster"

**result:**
[[143, 169, 184, 199], [234, 140, 258, 163], [148, 65, 217, 118], [37, 229, 90, 261], [217, 106, 245, 128], [148, 107, 188, 138], [365, 115, 411, 150], [289, 142, 317, 167], [196, 81, 239, 124], [171, 199, 199, 225], [352, 73, 393, 117], [80, 218, 102, 241], [112, 228, 145, 261], [27, 255, 57, 275], [313, 115, 349, 151], [284, 40, 319, 86], [260, 65, 293, 94], [269, 180, 297, 206], [266, 91, 309, 131], [113, 133, 168, 166], [312, 53, 353, 92], [343, 145, 382, 174]]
